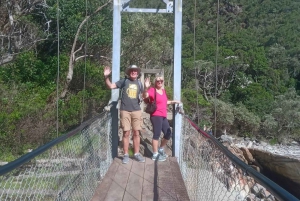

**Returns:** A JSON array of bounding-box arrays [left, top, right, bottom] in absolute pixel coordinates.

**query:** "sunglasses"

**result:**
[[156, 80, 164, 83]]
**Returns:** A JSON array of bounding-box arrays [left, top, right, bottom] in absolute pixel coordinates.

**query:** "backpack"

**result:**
[[120, 77, 143, 104]]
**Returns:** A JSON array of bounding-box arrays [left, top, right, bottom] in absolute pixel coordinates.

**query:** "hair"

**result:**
[[153, 76, 164, 85]]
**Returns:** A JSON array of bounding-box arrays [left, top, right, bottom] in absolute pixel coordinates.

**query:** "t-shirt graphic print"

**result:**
[[126, 84, 138, 99]]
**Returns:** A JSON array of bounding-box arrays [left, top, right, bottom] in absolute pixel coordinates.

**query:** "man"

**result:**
[[104, 65, 145, 164]]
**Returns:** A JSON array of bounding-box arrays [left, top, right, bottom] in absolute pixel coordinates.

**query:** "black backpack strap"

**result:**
[[120, 77, 127, 100], [121, 77, 128, 89]]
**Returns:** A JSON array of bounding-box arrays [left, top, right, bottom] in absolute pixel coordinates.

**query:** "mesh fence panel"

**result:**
[[0, 112, 112, 201], [179, 117, 282, 201]]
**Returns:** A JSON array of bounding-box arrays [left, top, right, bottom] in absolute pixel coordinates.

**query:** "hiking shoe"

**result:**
[[158, 148, 168, 158], [134, 153, 145, 163], [152, 154, 166, 162], [122, 154, 129, 164]]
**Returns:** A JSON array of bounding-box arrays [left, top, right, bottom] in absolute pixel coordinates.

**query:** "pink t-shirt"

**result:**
[[147, 87, 168, 117]]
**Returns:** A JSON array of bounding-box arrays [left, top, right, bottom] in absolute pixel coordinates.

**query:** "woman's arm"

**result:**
[[167, 100, 181, 105], [143, 77, 151, 99]]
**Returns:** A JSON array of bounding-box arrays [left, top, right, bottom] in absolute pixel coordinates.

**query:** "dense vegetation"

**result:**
[[0, 0, 299, 161]]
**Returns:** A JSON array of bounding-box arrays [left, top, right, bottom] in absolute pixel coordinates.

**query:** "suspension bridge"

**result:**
[[0, 0, 299, 201]]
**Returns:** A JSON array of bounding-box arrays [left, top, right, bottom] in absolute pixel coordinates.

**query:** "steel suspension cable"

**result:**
[[81, 0, 89, 123], [214, 0, 220, 137], [211, 1, 220, 199], [56, 0, 60, 137], [193, 0, 199, 126]]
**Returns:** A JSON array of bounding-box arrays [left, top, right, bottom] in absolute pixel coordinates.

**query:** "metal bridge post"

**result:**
[[172, 0, 183, 160], [112, 0, 176, 159], [111, 0, 122, 158]]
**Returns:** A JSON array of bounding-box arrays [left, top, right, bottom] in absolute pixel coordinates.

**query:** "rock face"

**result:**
[[249, 148, 300, 199], [222, 134, 300, 199]]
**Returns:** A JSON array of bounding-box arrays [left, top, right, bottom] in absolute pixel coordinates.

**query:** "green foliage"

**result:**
[[232, 103, 261, 136], [231, 83, 274, 117], [40, 0, 113, 55], [121, 13, 173, 69], [0, 52, 61, 86], [269, 138, 278, 145], [211, 99, 234, 130], [128, 147, 134, 157], [262, 88, 300, 140], [182, 88, 209, 110], [0, 82, 56, 159], [1, 0, 300, 159]]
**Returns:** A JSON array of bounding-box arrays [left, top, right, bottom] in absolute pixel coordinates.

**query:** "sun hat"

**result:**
[[125, 65, 141, 75]]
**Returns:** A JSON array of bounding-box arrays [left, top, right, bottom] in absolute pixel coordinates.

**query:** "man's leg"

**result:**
[[123, 130, 130, 154], [132, 110, 145, 162], [132, 130, 140, 154], [120, 110, 131, 164], [131, 110, 142, 154]]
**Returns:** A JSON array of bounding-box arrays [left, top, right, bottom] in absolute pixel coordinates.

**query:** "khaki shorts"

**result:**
[[120, 110, 142, 131]]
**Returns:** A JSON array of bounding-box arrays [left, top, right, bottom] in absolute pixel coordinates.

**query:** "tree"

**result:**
[[0, 0, 52, 65], [232, 103, 261, 136], [231, 82, 274, 117], [60, 0, 112, 98], [210, 99, 234, 136], [263, 88, 300, 141]]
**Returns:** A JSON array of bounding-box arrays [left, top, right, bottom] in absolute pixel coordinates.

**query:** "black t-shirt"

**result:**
[[116, 78, 143, 111]]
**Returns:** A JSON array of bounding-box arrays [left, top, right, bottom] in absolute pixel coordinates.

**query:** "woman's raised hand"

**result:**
[[144, 77, 151, 88]]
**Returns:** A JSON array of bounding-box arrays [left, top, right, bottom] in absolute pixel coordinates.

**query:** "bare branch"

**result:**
[[0, 54, 14, 65], [99, 55, 112, 62], [73, 43, 84, 59], [75, 54, 94, 61]]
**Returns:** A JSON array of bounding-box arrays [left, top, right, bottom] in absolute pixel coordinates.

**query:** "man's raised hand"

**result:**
[[104, 66, 111, 77]]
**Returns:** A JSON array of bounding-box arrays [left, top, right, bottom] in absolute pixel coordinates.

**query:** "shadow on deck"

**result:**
[[91, 157, 190, 201]]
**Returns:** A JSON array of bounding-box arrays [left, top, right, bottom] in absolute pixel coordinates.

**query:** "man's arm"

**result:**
[[104, 76, 117, 89], [104, 66, 117, 89]]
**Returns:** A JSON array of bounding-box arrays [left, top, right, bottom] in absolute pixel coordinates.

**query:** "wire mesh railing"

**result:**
[[179, 115, 299, 201], [0, 111, 112, 201], [1, 109, 299, 201]]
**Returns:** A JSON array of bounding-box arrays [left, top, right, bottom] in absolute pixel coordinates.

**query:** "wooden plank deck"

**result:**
[[91, 157, 190, 201]]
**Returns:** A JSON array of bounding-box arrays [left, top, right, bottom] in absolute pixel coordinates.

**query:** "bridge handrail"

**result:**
[[0, 111, 108, 176], [184, 115, 299, 201]]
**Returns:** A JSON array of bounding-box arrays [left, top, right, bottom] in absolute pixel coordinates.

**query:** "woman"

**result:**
[[143, 76, 180, 161]]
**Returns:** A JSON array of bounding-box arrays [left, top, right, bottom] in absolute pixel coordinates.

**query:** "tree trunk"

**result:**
[[61, 0, 111, 98]]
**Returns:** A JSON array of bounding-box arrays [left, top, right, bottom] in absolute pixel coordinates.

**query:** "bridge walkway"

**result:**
[[91, 157, 190, 201]]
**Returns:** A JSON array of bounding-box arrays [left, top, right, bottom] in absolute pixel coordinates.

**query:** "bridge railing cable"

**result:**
[[0, 111, 112, 201], [179, 115, 299, 201]]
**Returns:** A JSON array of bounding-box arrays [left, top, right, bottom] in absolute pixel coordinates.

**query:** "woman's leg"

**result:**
[[150, 116, 163, 153], [160, 118, 172, 149]]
